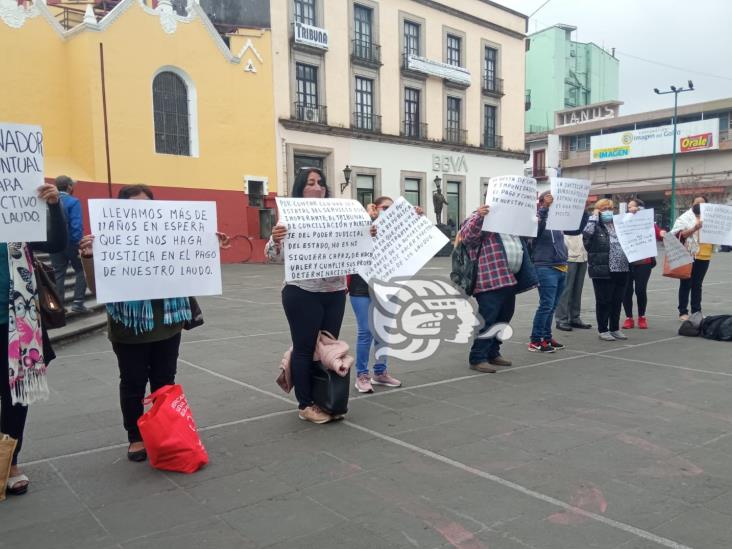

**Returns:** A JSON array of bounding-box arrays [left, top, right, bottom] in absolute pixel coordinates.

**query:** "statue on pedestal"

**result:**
[[433, 180, 448, 226]]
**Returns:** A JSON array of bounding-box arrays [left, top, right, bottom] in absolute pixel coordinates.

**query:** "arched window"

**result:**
[[153, 70, 194, 156]]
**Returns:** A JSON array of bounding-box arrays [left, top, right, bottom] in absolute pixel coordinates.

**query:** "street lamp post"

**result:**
[[654, 81, 694, 226]]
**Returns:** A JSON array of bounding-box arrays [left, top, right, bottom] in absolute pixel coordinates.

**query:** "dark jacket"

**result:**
[[347, 274, 369, 297], [30, 202, 68, 364], [532, 210, 589, 267], [583, 217, 611, 279], [513, 238, 539, 294]]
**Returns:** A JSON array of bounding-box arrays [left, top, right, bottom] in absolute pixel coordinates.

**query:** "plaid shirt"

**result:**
[[459, 212, 518, 294]]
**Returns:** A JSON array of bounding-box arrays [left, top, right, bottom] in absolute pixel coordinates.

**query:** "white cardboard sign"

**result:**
[[89, 199, 222, 303], [0, 123, 47, 242], [663, 233, 693, 270], [482, 175, 538, 237], [276, 197, 372, 282], [700, 203, 732, 246], [613, 208, 657, 263], [359, 197, 448, 283], [545, 177, 592, 231]]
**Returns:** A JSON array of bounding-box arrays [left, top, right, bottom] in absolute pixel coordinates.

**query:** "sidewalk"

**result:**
[[4, 254, 732, 548]]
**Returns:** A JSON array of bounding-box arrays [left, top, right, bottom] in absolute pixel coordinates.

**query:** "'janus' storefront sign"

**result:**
[[556, 103, 620, 127], [294, 22, 329, 50], [590, 119, 719, 163]]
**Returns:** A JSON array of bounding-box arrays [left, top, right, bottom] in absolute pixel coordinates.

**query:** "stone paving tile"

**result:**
[[8, 256, 732, 548]]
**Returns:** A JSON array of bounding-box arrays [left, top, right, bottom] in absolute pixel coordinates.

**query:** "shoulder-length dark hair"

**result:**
[[118, 184, 154, 200], [291, 168, 330, 198]]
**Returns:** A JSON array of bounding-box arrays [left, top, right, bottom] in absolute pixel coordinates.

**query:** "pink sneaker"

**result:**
[[371, 372, 402, 388], [355, 374, 374, 393]]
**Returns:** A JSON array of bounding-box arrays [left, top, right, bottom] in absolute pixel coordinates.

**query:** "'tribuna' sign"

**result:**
[[294, 22, 329, 50]]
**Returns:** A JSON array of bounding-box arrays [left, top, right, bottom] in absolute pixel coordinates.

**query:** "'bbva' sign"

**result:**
[[294, 22, 329, 50]]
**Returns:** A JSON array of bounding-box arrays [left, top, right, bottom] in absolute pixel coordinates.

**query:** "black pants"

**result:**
[[678, 259, 710, 315], [623, 263, 653, 318], [112, 333, 181, 443], [0, 324, 27, 466], [592, 272, 630, 333], [282, 285, 346, 409]]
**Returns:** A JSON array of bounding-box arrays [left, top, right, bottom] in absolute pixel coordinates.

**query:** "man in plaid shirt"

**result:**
[[459, 205, 538, 372]]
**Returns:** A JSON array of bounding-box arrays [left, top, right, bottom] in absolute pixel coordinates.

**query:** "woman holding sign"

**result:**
[[79, 185, 230, 462], [672, 196, 713, 321], [1, 183, 66, 496], [622, 199, 665, 330], [583, 199, 631, 341], [266, 169, 347, 424]]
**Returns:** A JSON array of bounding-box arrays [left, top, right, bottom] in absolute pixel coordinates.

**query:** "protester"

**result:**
[[79, 184, 230, 462], [2, 184, 66, 496], [555, 230, 592, 331], [459, 204, 538, 372], [583, 199, 631, 341], [672, 196, 713, 321], [349, 196, 424, 393], [622, 199, 665, 329], [50, 175, 88, 313], [529, 192, 588, 352], [266, 169, 346, 424]]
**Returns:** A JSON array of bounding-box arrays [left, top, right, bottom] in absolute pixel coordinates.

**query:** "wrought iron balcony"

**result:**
[[482, 76, 504, 97], [352, 112, 382, 133], [482, 134, 503, 150], [351, 39, 381, 67], [293, 102, 328, 125], [444, 127, 467, 145], [401, 120, 428, 140]]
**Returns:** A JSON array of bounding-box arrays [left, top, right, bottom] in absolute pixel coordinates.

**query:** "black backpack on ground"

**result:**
[[700, 315, 732, 342], [678, 312, 704, 337]]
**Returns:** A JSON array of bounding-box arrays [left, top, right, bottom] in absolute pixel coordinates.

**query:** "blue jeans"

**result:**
[[531, 267, 567, 342], [350, 296, 387, 377], [469, 287, 516, 365]]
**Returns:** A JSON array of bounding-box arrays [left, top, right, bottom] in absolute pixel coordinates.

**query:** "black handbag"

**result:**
[[32, 256, 66, 330], [311, 361, 350, 416], [183, 297, 204, 330]]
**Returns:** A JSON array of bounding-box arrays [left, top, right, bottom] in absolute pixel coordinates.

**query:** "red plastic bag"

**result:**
[[137, 384, 208, 474]]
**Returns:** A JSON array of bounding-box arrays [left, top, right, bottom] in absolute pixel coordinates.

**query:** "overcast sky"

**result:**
[[496, 0, 732, 115]]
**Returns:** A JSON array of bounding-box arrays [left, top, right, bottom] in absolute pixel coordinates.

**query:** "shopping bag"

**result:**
[[662, 256, 692, 280], [137, 384, 208, 474], [0, 434, 18, 502]]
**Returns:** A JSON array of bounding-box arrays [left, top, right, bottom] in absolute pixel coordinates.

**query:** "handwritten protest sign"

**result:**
[[0, 123, 47, 242], [613, 208, 657, 263], [89, 200, 222, 303], [700, 203, 732, 246], [276, 198, 372, 282], [545, 178, 591, 231], [482, 176, 538, 237], [359, 197, 448, 283], [663, 232, 693, 270]]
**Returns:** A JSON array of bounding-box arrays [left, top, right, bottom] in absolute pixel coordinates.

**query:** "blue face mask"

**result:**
[[600, 211, 614, 223]]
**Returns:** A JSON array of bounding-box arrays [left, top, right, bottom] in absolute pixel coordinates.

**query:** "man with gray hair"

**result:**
[[50, 175, 88, 313]]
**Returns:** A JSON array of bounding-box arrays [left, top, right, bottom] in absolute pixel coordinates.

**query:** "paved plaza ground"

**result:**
[[3, 254, 732, 549]]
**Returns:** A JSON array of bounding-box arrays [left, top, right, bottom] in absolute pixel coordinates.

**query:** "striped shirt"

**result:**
[[459, 212, 519, 294]]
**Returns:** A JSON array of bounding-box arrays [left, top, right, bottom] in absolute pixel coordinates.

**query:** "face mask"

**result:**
[[600, 211, 614, 223], [692, 204, 701, 216], [302, 184, 326, 199]]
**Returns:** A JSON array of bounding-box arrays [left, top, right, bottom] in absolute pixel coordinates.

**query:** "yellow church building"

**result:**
[[0, 0, 277, 262]]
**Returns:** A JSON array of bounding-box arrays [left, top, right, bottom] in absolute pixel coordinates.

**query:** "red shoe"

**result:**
[[622, 318, 634, 329], [637, 316, 648, 329]]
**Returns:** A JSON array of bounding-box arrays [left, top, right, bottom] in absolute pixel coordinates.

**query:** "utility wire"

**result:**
[[614, 51, 732, 82], [529, 0, 553, 18]]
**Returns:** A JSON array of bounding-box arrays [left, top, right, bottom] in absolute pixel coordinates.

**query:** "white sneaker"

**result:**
[[610, 330, 628, 340], [598, 332, 615, 341]]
